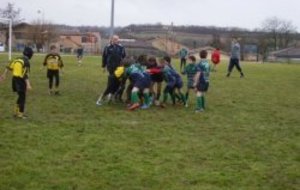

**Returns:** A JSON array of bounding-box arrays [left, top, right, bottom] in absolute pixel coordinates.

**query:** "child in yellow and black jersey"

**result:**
[[43, 45, 64, 95], [0, 47, 34, 119]]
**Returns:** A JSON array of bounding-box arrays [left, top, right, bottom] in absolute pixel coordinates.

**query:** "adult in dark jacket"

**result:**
[[96, 35, 126, 105], [102, 35, 126, 74]]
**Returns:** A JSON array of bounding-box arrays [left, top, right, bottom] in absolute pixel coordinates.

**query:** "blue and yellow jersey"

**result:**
[[43, 53, 63, 70], [7, 56, 30, 79]]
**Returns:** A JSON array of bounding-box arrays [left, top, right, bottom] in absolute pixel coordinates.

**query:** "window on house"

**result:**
[[82, 36, 87, 43]]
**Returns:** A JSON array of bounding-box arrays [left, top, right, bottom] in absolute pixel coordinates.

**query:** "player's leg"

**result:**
[[155, 82, 162, 105], [96, 75, 113, 105], [54, 71, 60, 95], [226, 58, 235, 77], [141, 88, 151, 109], [128, 86, 140, 110], [185, 88, 190, 107], [183, 58, 186, 70], [180, 58, 182, 72], [16, 90, 27, 118], [48, 70, 54, 95], [195, 90, 204, 112], [235, 59, 244, 78]]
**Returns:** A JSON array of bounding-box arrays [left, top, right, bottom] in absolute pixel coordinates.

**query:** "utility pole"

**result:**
[[110, 0, 115, 37]]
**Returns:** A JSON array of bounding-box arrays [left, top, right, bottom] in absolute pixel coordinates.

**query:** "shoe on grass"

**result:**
[[14, 113, 28, 119], [96, 100, 102, 106], [128, 103, 140, 111], [140, 104, 149, 109], [195, 108, 204, 113]]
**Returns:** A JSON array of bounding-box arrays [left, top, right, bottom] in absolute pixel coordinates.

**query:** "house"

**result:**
[[268, 47, 300, 62], [58, 32, 101, 54], [0, 23, 102, 54], [0, 23, 33, 51]]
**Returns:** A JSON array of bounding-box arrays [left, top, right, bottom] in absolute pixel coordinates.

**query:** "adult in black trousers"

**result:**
[[96, 35, 126, 105], [226, 37, 244, 78]]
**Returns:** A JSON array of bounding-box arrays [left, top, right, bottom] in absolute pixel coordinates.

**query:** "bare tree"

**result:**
[[261, 17, 297, 50], [26, 20, 58, 52], [0, 3, 23, 22], [257, 34, 270, 62], [278, 20, 297, 48], [0, 2, 24, 47], [211, 33, 223, 49]]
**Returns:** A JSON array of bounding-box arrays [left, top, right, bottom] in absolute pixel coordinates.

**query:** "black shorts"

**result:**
[[12, 77, 26, 92], [150, 73, 164, 83], [47, 70, 59, 78], [197, 81, 209, 92]]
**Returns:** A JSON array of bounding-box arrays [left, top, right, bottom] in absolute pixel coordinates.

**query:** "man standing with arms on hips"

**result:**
[[96, 35, 126, 105], [226, 37, 244, 78]]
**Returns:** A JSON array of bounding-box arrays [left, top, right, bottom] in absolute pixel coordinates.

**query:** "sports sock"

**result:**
[[185, 92, 189, 102], [196, 96, 203, 110], [163, 92, 168, 103], [131, 92, 139, 104], [156, 93, 161, 100], [143, 92, 150, 106], [170, 93, 176, 104], [14, 104, 19, 115], [175, 93, 181, 101]]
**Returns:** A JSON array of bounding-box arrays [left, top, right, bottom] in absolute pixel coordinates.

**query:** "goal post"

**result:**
[[0, 18, 12, 61]]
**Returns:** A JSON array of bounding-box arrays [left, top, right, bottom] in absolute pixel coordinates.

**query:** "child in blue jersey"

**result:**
[[157, 57, 176, 107], [194, 50, 211, 112], [126, 63, 151, 111], [163, 56, 186, 105], [182, 55, 197, 107]]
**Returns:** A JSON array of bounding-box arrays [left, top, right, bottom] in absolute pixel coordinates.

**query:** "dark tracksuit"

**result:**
[[102, 43, 126, 97]]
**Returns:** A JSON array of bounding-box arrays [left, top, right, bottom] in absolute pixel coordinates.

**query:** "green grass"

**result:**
[[0, 54, 299, 190]]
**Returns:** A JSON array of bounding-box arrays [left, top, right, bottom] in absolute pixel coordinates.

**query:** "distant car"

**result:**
[[0, 42, 5, 52]]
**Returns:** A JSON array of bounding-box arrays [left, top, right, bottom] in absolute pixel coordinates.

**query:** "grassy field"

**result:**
[[0, 54, 299, 190]]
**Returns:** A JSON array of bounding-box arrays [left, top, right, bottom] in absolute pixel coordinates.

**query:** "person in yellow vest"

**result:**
[[42, 45, 64, 95], [0, 47, 34, 119]]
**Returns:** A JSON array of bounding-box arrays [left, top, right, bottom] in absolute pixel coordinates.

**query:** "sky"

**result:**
[[2, 0, 300, 31]]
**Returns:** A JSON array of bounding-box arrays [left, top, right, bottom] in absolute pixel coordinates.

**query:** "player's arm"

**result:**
[[23, 59, 32, 90], [193, 72, 200, 88], [59, 55, 64, 68], [0, 60, 14, 81], [41, 54, 49, 70], [0, 68, 8, 81], [102, 46, 108, 69], [121, 46, 126, 60], [58, 55, 64, 74]]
